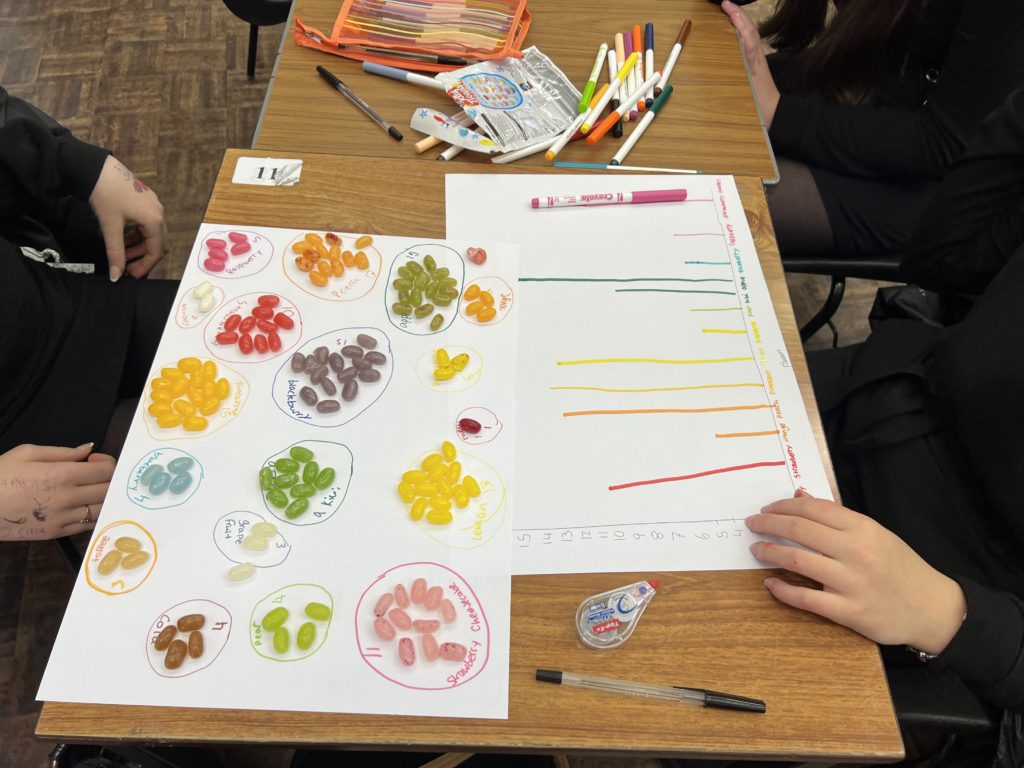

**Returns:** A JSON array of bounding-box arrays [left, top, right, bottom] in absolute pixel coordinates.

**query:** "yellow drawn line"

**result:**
[[702, 328, 746, 335]]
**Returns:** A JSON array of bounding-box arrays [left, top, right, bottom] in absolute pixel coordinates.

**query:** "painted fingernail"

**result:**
[[109, 266, 122, 282]]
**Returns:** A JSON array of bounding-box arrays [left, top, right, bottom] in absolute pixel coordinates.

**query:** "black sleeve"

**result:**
[[901, 89, 1024, 294], [936, 577, 1024, 711], [768, 0, 1024, 180]]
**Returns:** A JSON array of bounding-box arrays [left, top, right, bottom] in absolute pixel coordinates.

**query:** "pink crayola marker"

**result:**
[[531, 189, 687, 209], [576, 579, 659, 650]]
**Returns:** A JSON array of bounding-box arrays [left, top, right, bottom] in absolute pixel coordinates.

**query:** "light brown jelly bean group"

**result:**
[[154, 613, 206, 670], [370, 577, 466, 667], [97, 536, 150, 575]]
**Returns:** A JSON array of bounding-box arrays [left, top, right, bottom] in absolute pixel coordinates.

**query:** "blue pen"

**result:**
[[644, 23, 655, 107]]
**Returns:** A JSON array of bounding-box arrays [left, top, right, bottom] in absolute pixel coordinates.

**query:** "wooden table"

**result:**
[[253, 0, 778, 180], [37, 150, 901, 763]]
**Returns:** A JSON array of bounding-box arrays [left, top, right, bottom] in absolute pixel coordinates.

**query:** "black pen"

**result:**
[[315, 65, 403, 141], [536, 669, 766, 713]]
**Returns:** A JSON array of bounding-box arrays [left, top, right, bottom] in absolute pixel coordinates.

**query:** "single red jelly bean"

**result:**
[[239, 316, 257, 333], [466, 246, 487, 265], [251, 306, 273, 320], [273, 313, 294, 330], [215, 331, 239, 345], [267, 330, 282, 352], [254, 334, 268, 354], [223, 313, 242, 332], [257, 294, 280, 307], [238, 333, 254, 354], [206, 238, 227, 249], [203, 258, 225, 272], [207, 247, 228, 261], [228, 231, 248, 244], [256, 318, 276, 334], [458, 418, 482, 434], [231, 242, 251, 256]]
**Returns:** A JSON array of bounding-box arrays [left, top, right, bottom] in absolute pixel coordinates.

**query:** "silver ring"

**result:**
[[80, 504, 93, 524]]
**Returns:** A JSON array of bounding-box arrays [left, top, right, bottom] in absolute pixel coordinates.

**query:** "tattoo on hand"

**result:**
[[3, 516, 27, 524], [32, 496, 47, 521]]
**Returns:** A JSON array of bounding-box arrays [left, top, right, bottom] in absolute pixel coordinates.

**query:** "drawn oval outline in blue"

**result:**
[[126, 447, 205, 510], [384, 243, 465, 337]]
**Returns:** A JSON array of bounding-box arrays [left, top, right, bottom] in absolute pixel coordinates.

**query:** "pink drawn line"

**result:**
[[609, 460, 787, 491], [673, 232, 724, 237]]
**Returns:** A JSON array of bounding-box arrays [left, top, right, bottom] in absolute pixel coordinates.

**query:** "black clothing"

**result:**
[[768, 0, 1024, 257]]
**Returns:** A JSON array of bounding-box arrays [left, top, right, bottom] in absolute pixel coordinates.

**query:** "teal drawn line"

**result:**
[[615, 288, 737, 296], [690, 307, 743, 312], [685, 260, 730, 265], [518, 277, 732, 284]]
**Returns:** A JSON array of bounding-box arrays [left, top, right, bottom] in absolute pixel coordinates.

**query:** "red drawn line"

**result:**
[[609, 460, 787, 491]]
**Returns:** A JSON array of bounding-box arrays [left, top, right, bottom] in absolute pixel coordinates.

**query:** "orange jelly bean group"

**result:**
[[148, 357, 232, 432], [291, 232, 372, 288], [462, 284, 497, 323]]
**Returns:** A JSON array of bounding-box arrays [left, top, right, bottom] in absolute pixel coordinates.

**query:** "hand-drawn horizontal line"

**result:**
[[609, 460, 787, 491], [556, 357, 753, 366], [715, 430, 780, 438], [691, 307, 743, 312], [616, 288, 737, 296], [512, 517, 743, 532], [673, 232, 724, 237], [550, 383, 763, 393], [518, 277, 732, 284], [564, 404, 771, 417], [702, 328, 746, 334], [685, 260, 730, 265]]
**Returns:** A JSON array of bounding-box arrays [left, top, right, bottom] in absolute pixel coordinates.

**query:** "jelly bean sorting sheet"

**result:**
[[446, 174, 833, 576], [39, 228, 518, 719]]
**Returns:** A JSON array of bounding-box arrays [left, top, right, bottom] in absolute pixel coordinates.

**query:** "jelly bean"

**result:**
[[262, 607, 289, 631], [341, 250, 355, 267], [351, 357, 371, 370], [310, 272, 328, 287], [429, 464, 448, 483], [320, 377, 337, 396], [397, 482, 416, 503], [338, 366, 358, 383], [299, 386, 318, 406], [275, 457, 299, 473], [216, 378, 230, 399], [466, 246, 487, 265], [296, 256, 314, 272], [179, 357, 201, 373], [148, 403, 171, 417], [358, 368, 381, 383], [200, 397, 219, 416], [165, 639, 187, 669], [166, 457, 193, 474], [479, 291, 494, 308], [374, 593, 394, 617], [450, 354, 469, 372], [394, 583, 410, 608], [242, 534, 268, 551], [173, 400, 195, 418], [207, 238, 227, 249], [309, 365, 329, 385], [426, 509, 452, 526], [149, 471, 171, 494], [355, 333, 377, 349], [169, 472, 193, 495], [248, 306, 271, 321], [374, 616, 396, 641], [204, 258, 225, 272], [198, 294, 216, 313], [458, 418, 481, 434], [478, 307, 497, 322], [453, 486, 469, 508], [250, 522, 277, 540], [388, 608, 412, 630], [325, 353, 343, 374], [268, 330, 282, 352], [316, 259, 331, 276], [424, 586, 443, 611], [183, 416, 208, 431], [275, 472, 298, 489], [156, 413, 182, 429], [259, 466, 274, 490], [413, 273, 429, 291], [441, 440, 457, 462], [410, 578, 427, 604], [273, 625, 290, 654], [413, 483, 438, 497], [254, 294, 278, 308], [398, 637, 416, 666], [439, 642, 468, 661], [355, 234, 373, 249], [238, 333, 254, 355], [291, 483, 315, 499], [231, 241, 251, 256], [140, 464, 164, 486], [434, 366, 455, 381], [402, 470, 428, 484], [285, 498, 308, 519], [226, 562, 256, 583], [188, 629, 204, 659], [227, 231, 248, 244], [464, 284, 480, 301], [430, 314, 444, 331], [393, 302, 413, 316], [266, 488, 288, 508], [325, 232, 341, 245], [314, 467, 335, 489], [353, 251, 369, 270], [154, 625, 177, 651], [274, 313, 294, 330], [393, 278, 412, 292], [422, 633, 440, 661], [254, 334, 269, 354], [440, 599, 457, 623], [297, 622, 316, 651], [290, 445, 314, 463], [97, 549, 121, 575], [340, 345, 363, 359], [409, 497, 427, 521], [305, 233, 323, 246], [413, 619, 440, 633], [447, 462, 462, 484], [465, 300, 483, 316], [463, 475, 481, 497], [252, 318, 275, 335], [317, 400, 340, 413], [177, 613, 205, 632], [305, 602, 332, 621], [408, 290, 423, 308]]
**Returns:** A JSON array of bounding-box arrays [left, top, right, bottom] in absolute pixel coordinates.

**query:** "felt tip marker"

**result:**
[[606, 49, 623, 139], [530, 189, 688, 209], [581, 52, 638, 133], [631, 25, 645, 115], [585, 70, 661, 145], [577, 43, 609, 113], [362, 62, 445, 91], [655, 20, 692, 96], [611, 85, 673, 165], [644, 22, 655, 106]]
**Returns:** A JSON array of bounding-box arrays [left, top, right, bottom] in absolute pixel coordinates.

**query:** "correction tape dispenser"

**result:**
[[575, 579, 659, 650]]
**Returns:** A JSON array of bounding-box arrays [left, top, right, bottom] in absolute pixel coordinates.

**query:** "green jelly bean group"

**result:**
[[258, 445, 336, 520], [391, 254, 459, 333], [260, 600, 332, 656]]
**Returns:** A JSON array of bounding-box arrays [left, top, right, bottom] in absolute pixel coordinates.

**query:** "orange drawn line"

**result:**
[[609, 460, 787, 491], [563, 405, 770, 417], [715, 430, 780, 438]]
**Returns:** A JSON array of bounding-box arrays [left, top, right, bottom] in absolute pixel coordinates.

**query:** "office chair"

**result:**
[[222, 0, 294, 80]]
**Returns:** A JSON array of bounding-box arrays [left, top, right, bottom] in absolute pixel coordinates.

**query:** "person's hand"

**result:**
[[746, 490, 968, 655], [0, 443, 116, 541], [721, 0, 781, 127], [88, 155, 167, 282]]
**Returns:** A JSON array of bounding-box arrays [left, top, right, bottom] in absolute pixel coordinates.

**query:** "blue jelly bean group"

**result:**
[[139, 456, 195, 497]]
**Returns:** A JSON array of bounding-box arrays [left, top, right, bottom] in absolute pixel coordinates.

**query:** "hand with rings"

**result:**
[[0, 443, 116, 540]]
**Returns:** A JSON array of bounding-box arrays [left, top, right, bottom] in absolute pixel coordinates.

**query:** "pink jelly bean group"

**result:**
[[370, 577, 467, 668], [204, 231, 252, 272]]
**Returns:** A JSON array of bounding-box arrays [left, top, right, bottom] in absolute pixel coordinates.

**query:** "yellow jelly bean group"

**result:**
[[148, 357, 231, 432], [463, 284, 497, 323], [396, 440, 481, 526], [433, 348, 469, 382], [292, 232, 372, 289]]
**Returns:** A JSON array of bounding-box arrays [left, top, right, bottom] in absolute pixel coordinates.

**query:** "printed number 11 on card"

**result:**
[[232, 158, 303, 187]]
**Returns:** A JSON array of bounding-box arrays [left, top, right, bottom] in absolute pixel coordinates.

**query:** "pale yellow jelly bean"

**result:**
[[426, 509, 453, 526], [440, 598, 457, 623], [441, 441, 457, 462], [435, 348, 450, 367], [463, 475, 481, 497], [97, 549, 122, 575], [411, 578, 427, 604], [115, 536, 142, 553], [355, 234, 374, 249], [409, 497, 427, 521], [178, 357, 201, 374], [227, 562, 256, 582], [242, 534, 268, 551], [121, 551, 151, 570], [251, 522, 278, 539], [182, 416, 208, 431], [421, 453, 443, 471]]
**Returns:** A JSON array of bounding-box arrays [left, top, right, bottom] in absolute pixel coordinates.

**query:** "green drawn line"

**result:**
[[685, 260, 730, 265], [519, 277, 732, 284], [691, 307, 743, 312], [615, 288, 736, 296]]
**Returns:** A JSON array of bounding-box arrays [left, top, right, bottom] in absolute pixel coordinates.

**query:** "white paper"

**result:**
[[39, 226, 518, 719], [446, 174, 833, 576], [232, 157, 303, 186]]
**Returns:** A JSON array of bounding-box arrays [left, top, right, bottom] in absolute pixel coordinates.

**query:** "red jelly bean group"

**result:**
[[214, 295, 294, 355], [204, 231, 252, 273]]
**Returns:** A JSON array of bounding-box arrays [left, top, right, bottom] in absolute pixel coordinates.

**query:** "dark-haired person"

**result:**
[[720, 0, 1024, 260], [0, 87, 178, 541]]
